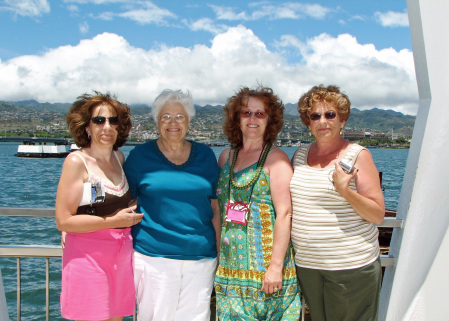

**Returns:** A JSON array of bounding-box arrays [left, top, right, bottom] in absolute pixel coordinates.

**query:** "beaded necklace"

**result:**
[[229, 143, 272, 190]]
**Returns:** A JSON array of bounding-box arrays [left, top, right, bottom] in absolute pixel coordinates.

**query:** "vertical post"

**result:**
[[46, 258, 50, 321], [16, 258, 20, 321], [380, 0, 449, 320], [0, 267, 10, 321]]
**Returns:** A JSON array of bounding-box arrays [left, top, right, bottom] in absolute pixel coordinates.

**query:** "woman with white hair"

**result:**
[[124, 89, 220, 321]]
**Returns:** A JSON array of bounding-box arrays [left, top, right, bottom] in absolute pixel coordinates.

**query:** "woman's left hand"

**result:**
[[261, 265, 283, 295], [331, 149, 385, 224]]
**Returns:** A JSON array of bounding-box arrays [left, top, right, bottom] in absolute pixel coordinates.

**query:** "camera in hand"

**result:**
[[339, 159, 355, 174]]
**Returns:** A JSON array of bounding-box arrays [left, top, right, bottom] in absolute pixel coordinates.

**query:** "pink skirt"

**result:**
[[61, 228, 135, 320]]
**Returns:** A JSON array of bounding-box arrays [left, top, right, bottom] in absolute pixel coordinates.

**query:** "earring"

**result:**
[[88, 134, 91, 140], [309, 131, 312, 137], [340, 128, 343, 136]]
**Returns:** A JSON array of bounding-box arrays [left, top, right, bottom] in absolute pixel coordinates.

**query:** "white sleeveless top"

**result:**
[[72, 151, 129, 197], [290, 143, 380, 270]]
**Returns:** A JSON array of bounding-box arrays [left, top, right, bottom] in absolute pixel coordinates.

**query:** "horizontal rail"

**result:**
[[1, 206, 401, 321], [0, 207, 55, 217], [0, 245, 138, 321], [1, 208, 58, 321], [0, 245, 396, 268], [0, 245, 62, 258], [0, 207, 404, 267], [377, 216, 404, 228], [379, 255, 395, 268], [0, 249, 57, 321], [0, 207, 405, 227]]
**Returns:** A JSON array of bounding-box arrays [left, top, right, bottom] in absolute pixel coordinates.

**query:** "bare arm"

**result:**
[[217, 148, 230, 169], [55, 154, 143, 233], [116, 149, 125, 166], [211, 199, 221, 257], [261, 148, 293, 294], [214, 149, 227, 259], [333, 149, 385, 224]]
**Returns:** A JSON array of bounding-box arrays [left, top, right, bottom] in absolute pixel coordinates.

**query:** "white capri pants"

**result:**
[[133, 251, 217, 321]]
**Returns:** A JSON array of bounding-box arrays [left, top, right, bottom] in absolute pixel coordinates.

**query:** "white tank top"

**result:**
[[290, 143, 380, 270]]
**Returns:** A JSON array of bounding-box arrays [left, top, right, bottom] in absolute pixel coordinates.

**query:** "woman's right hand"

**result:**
[[114, 205, 144, 228]]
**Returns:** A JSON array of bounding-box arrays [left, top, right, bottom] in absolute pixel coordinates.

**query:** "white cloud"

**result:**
[[274, 3, 331, 19], [63, 0, 126, 4], [0, 27, 418, 115], [79, 21, 89, 33], [117, 2, 176, 25], [97, 11, 114, 21], [278, 33, 416, 114], [351, 15, 366, 22], [66, 4, 79, 12], [62, 1, 176, 25], [375, 10, 409, 28], [211, 2, 331, 21], [184, 17, 228, 34], [210, 5, 248, 21], [2, 0, 50, 17]]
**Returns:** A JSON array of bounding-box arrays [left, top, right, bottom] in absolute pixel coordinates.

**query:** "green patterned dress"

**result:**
[[215, 154, 301, 320]]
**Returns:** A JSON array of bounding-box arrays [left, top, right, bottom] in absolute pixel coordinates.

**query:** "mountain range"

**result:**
[[1, 100, 416, 136]]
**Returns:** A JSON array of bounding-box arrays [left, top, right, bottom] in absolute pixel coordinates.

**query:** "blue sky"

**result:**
[[0, 0, 417, 114]]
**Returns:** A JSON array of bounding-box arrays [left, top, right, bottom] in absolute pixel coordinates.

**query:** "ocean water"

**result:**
[[0, 142, 408, 320]]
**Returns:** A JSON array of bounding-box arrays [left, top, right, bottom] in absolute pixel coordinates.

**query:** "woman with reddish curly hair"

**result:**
[[215, 86, 301, 320], [222, 86, 285, 149]]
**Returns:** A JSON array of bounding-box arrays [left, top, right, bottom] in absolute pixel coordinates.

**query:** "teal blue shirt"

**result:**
[[124, 140, 219, 260]]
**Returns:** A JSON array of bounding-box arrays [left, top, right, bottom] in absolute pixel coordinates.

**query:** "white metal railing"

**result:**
[[0, 208, 61, 321], [377, 216, 404, 268], [297, 215, 403, 321], [1, 207, 403, 321], [0, 208, 141, 321], [0, 246, 61, 321]]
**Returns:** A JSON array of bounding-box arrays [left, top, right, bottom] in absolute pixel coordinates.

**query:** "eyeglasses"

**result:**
[[240, 110, 267, 119], [309, 111, 337, 121], [159, 113, 187, 124], [91, 116, 119, 125]]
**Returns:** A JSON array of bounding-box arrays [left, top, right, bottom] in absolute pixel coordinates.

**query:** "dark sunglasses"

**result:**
[[240, 110, 267, 119], [91, 116, 119, 125], [309, 111, 337, 121]]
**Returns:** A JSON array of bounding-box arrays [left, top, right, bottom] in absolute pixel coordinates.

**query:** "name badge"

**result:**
[[225, 200, 249, 225], [79, 181, 105, 206]]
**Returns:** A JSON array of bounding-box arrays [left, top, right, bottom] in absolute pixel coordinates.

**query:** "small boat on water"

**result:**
[[14, 142, 69, 158], [69, 143, 80, 152]]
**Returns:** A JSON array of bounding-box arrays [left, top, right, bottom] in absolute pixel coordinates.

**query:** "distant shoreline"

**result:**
[[0, 139, 411, 149]]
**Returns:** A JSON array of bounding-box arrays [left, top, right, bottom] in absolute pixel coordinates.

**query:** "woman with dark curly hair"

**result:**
[[56, 91, 144, 321], [215, 86, 301, 320]]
